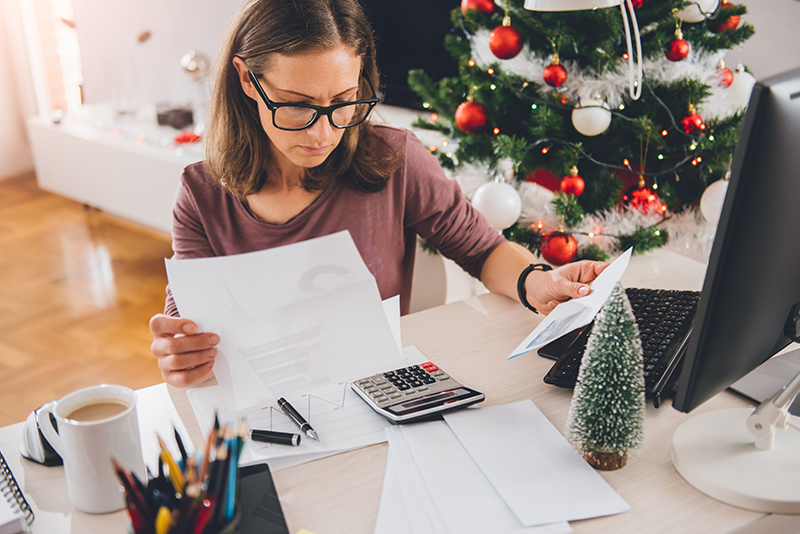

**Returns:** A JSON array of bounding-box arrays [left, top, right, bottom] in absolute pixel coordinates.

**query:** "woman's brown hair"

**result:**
[[205, 0, 397, 199]]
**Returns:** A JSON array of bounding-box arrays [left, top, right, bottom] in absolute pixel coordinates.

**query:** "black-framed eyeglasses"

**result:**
[[248, 70, 378, 131]]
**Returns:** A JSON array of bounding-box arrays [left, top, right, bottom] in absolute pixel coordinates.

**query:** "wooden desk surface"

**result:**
[[0, 250, 776, 533]]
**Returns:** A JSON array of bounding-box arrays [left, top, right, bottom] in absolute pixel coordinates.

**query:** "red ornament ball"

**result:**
[[489, 24, 523, 60], [717, 66, 734, 87], [560, 167, 585, 196], [665, 37, 690, 62], [711, 1, 741, 33], [455, 100, 489, 134], [681, 112, 705, 134], [461, 0, 494, 14], [623, 182, 661, 212], [541, 232, 578, 266], [543, 61, 568, 87]]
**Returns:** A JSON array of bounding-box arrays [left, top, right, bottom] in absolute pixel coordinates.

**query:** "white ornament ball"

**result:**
[[700, 179, 729, 224], [572, 98, 611, 137], [725, 65, 757, 107], [677, 0, 719, 23], [471, 181, 522, 230]]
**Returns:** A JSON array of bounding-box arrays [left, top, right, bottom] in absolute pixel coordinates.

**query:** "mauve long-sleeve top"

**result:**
[[164, 125, 506, 316]]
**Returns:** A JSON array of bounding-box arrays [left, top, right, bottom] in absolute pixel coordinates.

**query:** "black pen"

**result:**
[[277, 397, 319, 442], [250, 429, 301, 447]]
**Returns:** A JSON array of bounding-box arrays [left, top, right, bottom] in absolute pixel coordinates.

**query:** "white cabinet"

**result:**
[[27, 108, 202, 233]]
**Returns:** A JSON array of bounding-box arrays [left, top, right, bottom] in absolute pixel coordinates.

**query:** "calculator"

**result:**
[[351, 362, 485, 423]]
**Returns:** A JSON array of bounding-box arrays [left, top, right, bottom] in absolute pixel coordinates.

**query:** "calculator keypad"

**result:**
[[354, 362, 452, 406]]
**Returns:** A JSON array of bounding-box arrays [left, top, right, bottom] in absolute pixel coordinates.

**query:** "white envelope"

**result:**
[[509, 248, 632, 359]]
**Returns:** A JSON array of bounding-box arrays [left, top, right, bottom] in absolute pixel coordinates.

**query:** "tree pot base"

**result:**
[[584, 450, 627, 471]]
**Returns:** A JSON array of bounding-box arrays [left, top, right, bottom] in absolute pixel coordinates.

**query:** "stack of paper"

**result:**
[[375, 401, 630, 534], [168, 231, 411, 469]]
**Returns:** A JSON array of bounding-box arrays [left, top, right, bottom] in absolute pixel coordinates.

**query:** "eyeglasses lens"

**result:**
[[274, 102, 372, 130]]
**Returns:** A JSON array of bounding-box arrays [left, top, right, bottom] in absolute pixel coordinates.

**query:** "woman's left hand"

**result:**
[[523, 261, 608, 315]]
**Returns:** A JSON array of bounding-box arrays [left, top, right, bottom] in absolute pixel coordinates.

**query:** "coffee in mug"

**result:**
[[37, 384, 145, 514], [66, 400, 130, 422]]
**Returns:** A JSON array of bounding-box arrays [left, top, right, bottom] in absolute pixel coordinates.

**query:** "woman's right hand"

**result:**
[[149, 314, 219, 387]]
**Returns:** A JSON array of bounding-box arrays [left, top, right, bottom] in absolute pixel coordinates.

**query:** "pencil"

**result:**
[[199, 424, 217, 484], [154, 506, 171, 534], [207, 431, 231, 531], [157, 435, 186, 494], [224, 433, 238, 522], [174, 426, 189, 464], [113, 459, 155, 529]]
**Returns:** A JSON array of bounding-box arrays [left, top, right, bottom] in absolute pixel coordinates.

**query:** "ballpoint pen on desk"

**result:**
[[278, 397, 319, 442]]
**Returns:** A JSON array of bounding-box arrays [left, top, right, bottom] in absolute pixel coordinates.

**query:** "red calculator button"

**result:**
[[426, 365, 438, 372], [421, 362, 434, 368]]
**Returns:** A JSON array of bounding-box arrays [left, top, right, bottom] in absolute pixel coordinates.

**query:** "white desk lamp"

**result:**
[[524, 0, 643, 100]]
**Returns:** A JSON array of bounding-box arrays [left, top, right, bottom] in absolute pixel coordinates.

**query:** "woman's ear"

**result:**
[[232, 57, 258, 101]]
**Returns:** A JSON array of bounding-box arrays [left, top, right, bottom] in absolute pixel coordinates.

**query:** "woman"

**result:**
[[150, 0, 606, 387]]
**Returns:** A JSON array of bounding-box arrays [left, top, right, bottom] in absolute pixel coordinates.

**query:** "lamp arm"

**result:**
[[620, 0, 642, 100], [746, 368, 800, 450]]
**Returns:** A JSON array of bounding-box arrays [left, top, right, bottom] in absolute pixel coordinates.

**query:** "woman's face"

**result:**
[[236, 45, 362, 175]]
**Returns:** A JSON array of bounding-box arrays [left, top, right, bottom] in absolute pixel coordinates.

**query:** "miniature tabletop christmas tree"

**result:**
[[567, 283, 645, 470]]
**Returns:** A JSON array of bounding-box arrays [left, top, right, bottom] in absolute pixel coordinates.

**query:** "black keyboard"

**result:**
[[538, 287, 700, 408]]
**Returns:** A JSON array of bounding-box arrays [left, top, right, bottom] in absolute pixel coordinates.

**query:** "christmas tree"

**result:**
[[566, 284, 645, 470], [408, 0, 755, 263]]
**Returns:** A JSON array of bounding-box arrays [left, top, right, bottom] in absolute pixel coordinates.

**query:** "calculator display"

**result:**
[[385, 388, 482, 416], [351, 362, 485, 423]]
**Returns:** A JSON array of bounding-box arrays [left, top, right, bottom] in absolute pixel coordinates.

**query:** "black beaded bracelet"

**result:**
[[517, 263, 553, 314]]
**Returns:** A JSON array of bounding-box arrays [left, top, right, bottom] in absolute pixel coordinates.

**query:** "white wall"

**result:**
[[736, 0, 800, 80], [0, 0, 34, 179], [70, 0, 240, 107]]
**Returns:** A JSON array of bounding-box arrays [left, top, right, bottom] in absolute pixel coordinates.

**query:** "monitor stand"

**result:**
[[671, 367, 800, 513], [730, 347, 800, 416]]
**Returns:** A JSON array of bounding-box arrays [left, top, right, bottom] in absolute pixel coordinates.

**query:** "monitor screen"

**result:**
[[673, 67, 800, 413]]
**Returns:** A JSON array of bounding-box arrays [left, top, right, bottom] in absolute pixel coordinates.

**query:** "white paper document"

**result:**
[[135, 384, 193, 474], [389, 421, 572, 534], [508, 248, 633, 359], [186, 346, 429, 470], [166, 231, 404, 412], [374, 445, 415, 534], [378, 427, 450, 534], [443, 401, 630, 526]]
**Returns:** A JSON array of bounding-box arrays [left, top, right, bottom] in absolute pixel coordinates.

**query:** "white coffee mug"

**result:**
[[38, 384, 145, 514]]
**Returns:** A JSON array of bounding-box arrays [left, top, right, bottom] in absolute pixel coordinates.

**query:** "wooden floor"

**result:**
[[0, 172, 173, 427]]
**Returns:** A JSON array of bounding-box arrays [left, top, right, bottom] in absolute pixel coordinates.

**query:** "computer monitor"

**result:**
[[670, 67, 800, 513], [673, 67, 800, 413]]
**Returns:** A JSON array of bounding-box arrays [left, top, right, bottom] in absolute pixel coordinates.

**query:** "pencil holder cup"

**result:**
[[217, 507, 241, 534], [125, 507, 240, 534]]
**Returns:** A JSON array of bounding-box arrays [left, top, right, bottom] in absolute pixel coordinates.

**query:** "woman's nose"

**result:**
[[305, 113, 334, 140]]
